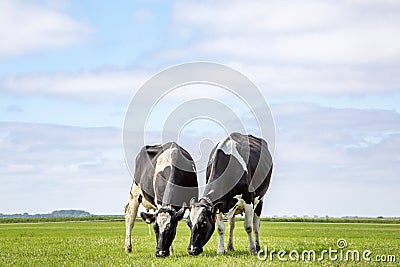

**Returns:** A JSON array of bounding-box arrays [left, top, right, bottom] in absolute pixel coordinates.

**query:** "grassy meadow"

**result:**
[[0, 219, 399, 266]]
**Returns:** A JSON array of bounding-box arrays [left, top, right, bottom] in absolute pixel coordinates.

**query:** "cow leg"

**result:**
[[253, 198, 263, 252], [169, 245, 174, 255], [216, 213, 225, 254], [226, 216, 235, 251], [253, 213, 261, 252], [124, 185, 141, 252], [244, 203, 257, 254]]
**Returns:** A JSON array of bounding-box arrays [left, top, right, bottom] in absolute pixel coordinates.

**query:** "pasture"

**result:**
[[0, 219, 399, 266]]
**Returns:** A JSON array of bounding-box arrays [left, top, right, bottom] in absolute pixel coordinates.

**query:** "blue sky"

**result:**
[[1, 0, 399, 216]]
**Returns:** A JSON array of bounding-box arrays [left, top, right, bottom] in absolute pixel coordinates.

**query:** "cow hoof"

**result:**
[[227, 244, 235, 251], [249, 246, 257, 255], [124, 245, 132, 253], [156, 250, 169, 257], [217, 249, 225, 255]]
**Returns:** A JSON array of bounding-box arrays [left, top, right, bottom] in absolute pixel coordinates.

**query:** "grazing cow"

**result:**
[[187, 133, 272, 256], [124, 142, 198, 257]]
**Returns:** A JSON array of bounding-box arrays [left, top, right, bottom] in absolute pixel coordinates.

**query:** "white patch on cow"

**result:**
[[129, 183, 141, 200], [157, 211, 171, 233], [244, 203, 254, 229], [244, 203, 257, 253], [253, 196, 260, 211], [225, 194, 246, 219], [216, 136, 247, 172], [190, 206, 205, 228], [227, 216, 235, 251], [153, 148, 177, 206], [125, 183, 142, 251], [142, 198, 157, 211], [131, 183, 157, 211], [216, 212, 225, 254]]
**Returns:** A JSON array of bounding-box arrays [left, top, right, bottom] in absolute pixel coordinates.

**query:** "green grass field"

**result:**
[[1, 220, 399, 266]]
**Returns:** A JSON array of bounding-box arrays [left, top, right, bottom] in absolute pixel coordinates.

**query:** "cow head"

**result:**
[[140, 206, 186, 257], [186, 197, 218, 256]]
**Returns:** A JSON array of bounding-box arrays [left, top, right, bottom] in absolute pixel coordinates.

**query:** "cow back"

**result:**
[[134, 142, 198, 210]]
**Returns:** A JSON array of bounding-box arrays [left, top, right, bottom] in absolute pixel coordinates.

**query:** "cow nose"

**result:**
[[187, 246, 203, 256], [155, 250, 169, 257]]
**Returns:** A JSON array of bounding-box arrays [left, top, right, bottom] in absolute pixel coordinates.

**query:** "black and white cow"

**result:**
[[124, 142, 198, 257], [187, 133, 272, 256]]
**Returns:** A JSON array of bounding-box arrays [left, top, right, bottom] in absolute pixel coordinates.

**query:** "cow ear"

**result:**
[[140, 212, 156, 224], [175, 206, 186, 221]]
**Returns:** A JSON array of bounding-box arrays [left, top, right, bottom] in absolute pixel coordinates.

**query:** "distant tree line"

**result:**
[[0, 210, 91, 218]]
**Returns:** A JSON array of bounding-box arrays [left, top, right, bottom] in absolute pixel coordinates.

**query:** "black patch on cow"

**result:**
[[254, 199, 263, 216]]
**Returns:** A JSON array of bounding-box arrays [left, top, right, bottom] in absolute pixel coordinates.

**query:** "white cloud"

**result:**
[[0, 67, 149, 101], [0, 122, 129, 214], [2, 61, 397, 100], [191, 26, 400, 65], [0, 0, 92, 57], [173, 0, 342, 35], [139, 1, 400, 98], [172, 0, 400, 64], [261, 102, 400, 216], [1, 102, 399, 216], [0, 122, 121, 166], [272, 102, 400, 183], [230, 63, 400, 96]]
